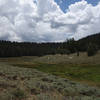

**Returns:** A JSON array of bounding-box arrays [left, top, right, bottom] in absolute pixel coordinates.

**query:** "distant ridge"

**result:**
[[79, 33, 100, 42], [78, 33, 100, 51], [0, 32, 100, 57]]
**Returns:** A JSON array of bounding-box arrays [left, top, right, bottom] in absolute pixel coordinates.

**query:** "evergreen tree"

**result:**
[[87, 43, 98, 56]]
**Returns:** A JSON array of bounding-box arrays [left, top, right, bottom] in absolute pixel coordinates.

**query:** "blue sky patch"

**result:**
[[54, 0, 100, 12]]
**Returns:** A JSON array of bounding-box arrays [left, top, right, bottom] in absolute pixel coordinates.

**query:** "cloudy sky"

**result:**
[[0, 0, 100, 42]]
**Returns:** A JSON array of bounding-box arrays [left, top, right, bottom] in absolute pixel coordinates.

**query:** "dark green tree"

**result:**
[[87, 43, 98, 56]]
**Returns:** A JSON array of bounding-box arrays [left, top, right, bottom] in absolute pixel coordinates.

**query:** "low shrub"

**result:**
[[12, 88, 26, 100]]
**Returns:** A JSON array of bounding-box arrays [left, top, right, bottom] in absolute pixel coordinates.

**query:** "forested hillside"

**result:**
[[0, 33, 100, 57]]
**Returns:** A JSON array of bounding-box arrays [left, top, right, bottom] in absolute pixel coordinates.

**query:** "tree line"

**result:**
[[0, 33, 100, 57]]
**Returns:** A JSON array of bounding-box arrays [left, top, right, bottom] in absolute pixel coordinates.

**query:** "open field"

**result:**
[[0, 51, 100, 87], [0, 62, 100, 100], [0, 52, 100, 99]]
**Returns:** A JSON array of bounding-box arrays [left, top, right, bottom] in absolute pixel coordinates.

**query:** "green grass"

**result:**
[[13, 63, 100, 87], [39, 63, 100, 82]]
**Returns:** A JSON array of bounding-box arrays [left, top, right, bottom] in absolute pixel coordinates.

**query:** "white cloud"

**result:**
[[0, 0, 100, 42]]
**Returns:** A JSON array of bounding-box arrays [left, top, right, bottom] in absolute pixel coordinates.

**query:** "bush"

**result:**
[[87, 43, 98, 56], [12, 88, 26, 100]]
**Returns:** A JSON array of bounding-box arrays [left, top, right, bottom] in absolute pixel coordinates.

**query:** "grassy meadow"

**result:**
[[0, 51, 100, 87], [0, 52, 100, 100]]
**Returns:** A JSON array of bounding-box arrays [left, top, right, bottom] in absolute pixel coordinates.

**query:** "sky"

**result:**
[[0, 0, 100, 42], [55, 0, 100, 12]]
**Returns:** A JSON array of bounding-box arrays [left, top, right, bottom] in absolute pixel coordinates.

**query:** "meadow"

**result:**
[[0, 52, 100, 100], [1, 52, 100, 87]]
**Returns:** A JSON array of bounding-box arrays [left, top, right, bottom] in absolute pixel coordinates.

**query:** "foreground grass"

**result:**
[[0, 62, 100, 100]]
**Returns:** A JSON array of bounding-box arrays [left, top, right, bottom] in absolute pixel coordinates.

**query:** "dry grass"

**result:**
[[0, 52, 100, 99]]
